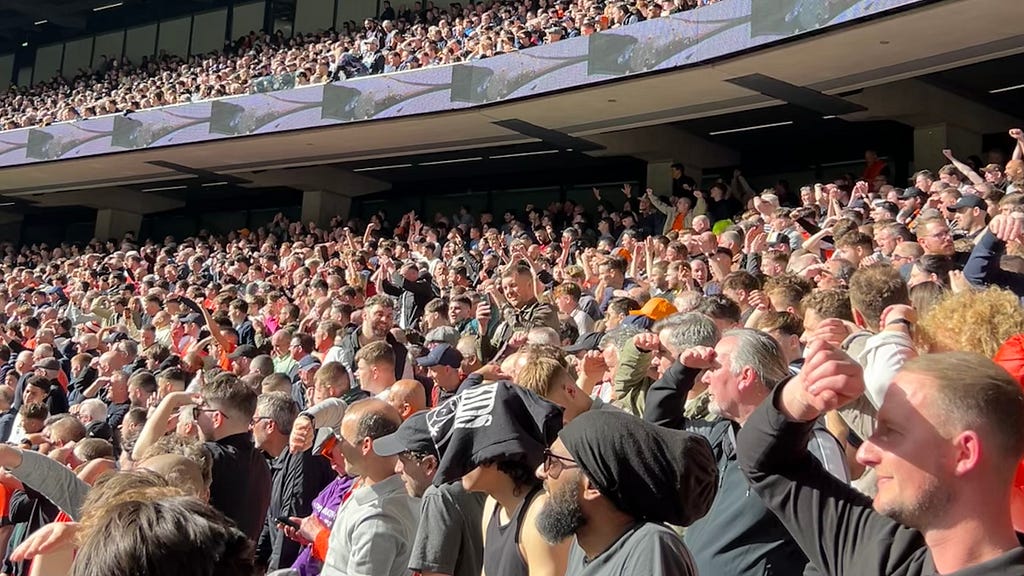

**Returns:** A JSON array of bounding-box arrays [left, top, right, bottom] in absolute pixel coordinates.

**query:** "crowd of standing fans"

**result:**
[[0, 0, 720, 131], [0, 135, 1022, 575]]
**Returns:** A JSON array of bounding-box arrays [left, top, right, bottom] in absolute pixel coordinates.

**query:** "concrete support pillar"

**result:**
[[95, 208, 142, 241], [301, 190, 352, 228], [913, 123, 982, 175], [646, 161, 674, 198]]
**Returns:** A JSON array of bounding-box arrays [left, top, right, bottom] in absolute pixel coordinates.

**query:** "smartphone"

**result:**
[[276, 515, 300, 530]]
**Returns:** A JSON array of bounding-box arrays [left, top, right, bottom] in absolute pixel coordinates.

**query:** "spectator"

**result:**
[[254, 392, 333, 571], [738, 347, 1024, 576], [286, 399, 419, 576], [645, 328, 847, 576], [134, 375, 271, 542], [536, 410, 717, 575], [372, 411, 486, 576]]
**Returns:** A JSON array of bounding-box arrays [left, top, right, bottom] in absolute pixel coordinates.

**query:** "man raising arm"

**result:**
[[737, 340, 1024, 575]]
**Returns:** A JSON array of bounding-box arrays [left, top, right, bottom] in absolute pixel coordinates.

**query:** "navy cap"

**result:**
[[179, 313, 203, 324], [416, 344, 463, 369], [372, 411, 437, 457], [948, 194, 986, 211]]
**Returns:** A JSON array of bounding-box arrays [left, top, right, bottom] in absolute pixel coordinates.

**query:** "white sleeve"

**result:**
[[858, 331, 917, 409]]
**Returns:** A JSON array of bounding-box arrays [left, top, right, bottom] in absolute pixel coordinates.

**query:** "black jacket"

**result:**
[[379, 273, 437, 331], [236, 319, 256, 347], [4, 487, 59, 575], [737, 386, 1024, 575], [964, 230, 1024, 297], [256, 446, 334, 571], [643, 361, 847, 576], [332, 330, 409, 390], [67, 366, 98, 406]]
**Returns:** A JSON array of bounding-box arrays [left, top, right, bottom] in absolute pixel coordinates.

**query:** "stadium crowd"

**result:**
[[0, 0, 720, 131], [0, 133, 1021, 576]]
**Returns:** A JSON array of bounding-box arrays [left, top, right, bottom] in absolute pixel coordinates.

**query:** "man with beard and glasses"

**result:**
[[333, 295, 412, 389], [737, 344, 1024, 575], [534, 409, 717, 575]]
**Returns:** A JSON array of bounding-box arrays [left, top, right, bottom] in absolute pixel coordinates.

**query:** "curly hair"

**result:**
[[917, 287, 1024, 357]]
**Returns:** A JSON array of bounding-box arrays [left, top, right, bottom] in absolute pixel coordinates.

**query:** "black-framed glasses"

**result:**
[[542, 449, 578, 479], [250, 416, 273, 427]]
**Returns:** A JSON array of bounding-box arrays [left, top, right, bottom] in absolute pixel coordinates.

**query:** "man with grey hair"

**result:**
[[644, 327, 848, 576], [645, 312, 720, 422], [253, 391, 334, 572], [77, 398, 108, 425]]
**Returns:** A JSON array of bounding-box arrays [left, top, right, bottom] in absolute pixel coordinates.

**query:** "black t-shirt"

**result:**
[[206, 432, 272, 542]]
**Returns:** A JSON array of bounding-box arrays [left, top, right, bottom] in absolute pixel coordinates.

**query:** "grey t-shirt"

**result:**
[[566, 522, 698, 576], [408, 481, 486, 576]]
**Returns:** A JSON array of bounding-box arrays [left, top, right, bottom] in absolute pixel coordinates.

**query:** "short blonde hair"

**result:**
[[516, 356, 569, 398], [917, 287, 1024, 357]]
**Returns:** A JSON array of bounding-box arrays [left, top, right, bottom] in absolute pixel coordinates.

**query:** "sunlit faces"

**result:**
[[856, 372, 953, 529]]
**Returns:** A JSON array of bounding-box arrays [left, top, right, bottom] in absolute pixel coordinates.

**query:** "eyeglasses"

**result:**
[[250, 416, 273, 427], [923, 229, 952, 240], [542, 449, 578, 479]]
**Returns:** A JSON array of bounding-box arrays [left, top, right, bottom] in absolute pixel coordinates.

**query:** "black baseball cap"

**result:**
[[372, 411, 437, 457], [948, 195, 986, 211], [228, 345, 259, 359], [899, 186, 928, 200], [416, 344, 462, 369]]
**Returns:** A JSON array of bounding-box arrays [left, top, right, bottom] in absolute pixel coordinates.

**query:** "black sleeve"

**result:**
[[963, 231, 1024, 296], [402, 278, 437, 302], [8, 489, 36, 524], [744, 252, 762, 275], [256, 517, 272, 566], [736, 384, 929, 576], [642, 360, 701, 430], [0, 415, 12, 444], [379, 278, 404, 297]]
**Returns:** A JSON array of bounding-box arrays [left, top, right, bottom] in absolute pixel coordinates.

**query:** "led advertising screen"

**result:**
[[0, 0, 927, 168]]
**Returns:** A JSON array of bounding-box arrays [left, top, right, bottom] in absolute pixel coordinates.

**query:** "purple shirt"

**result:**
[[291, 475, 355, 576]]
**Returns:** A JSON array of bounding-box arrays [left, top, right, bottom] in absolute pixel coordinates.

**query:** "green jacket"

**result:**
[[478, 298, 559, 363], [613, 340, 654, 417]]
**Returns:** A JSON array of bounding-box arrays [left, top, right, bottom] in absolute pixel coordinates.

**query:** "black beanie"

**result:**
[[559, 409, 717, 526]]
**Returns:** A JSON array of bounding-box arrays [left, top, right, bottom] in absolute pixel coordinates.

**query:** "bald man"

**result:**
[[289, 399, 419, 576], [387, 379, 427, 420], [140, 453, 209, 501]]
